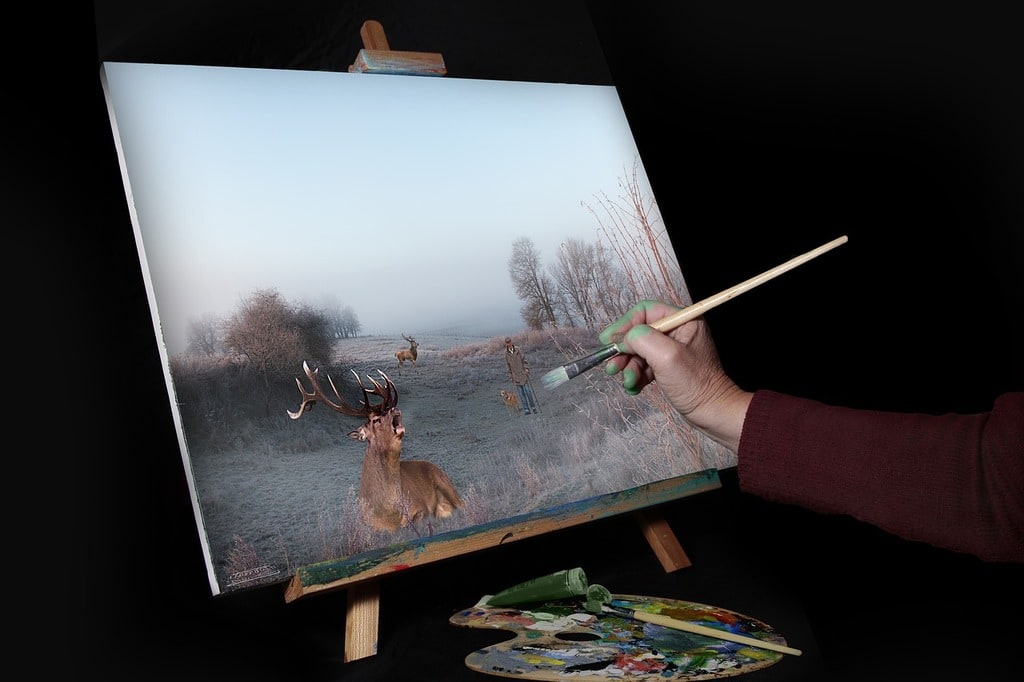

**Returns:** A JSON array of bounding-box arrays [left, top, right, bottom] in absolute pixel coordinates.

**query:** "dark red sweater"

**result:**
[[737, 390, 1024, 563]]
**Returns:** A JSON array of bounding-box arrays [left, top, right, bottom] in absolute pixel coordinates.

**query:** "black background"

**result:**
[[16, 1, 1022, 680]]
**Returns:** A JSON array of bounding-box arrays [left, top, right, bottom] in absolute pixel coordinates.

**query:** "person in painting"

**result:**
[[505, 336, 540, 415], [599, 300, 1024, 564]]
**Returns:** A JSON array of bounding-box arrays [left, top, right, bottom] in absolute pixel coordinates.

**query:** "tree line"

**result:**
[[508, 161, 684, 331]]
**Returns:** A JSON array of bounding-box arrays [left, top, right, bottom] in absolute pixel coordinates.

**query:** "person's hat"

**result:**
[[504, 337, 512, 343]]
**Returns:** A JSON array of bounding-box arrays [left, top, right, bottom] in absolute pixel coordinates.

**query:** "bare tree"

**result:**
[[292, 303, 334, 363], [584, 158, 688, 308], [316, 295, 362, 339], [519, 298, 549, 330], [590, 241, 634, 323], [553, 292, 579, 329], [185, 312, 223, 357], [553, 237, 606, 330], [222, 288, 333, 415], [340, 305, 362, 338], [317, 294, 346, 339], [508, 236, 559, 329]]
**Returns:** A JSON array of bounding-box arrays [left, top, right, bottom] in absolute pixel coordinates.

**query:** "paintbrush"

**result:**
[[541, 235, 849, 389], [600, 603, 803, 656], [580, 583, 801, 655]]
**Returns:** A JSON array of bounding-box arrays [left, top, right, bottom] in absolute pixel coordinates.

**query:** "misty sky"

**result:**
[[102, 62, 672, 355]]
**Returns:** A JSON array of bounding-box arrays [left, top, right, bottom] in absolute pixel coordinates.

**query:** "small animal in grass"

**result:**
[[499, 389, 520, 416]]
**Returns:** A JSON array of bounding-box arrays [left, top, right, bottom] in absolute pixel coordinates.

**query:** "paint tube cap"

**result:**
[[485, 567, 589, 607], [583, 583, 612, 613]]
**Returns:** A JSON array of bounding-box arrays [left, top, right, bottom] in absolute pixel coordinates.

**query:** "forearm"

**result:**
[[737, 390, 1024, 563]]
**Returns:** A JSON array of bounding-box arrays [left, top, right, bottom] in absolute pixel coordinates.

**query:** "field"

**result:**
[[183, 330, 735, 594]]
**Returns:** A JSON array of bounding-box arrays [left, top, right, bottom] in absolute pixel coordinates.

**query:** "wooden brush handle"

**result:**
[[627, 609, 803, 656], [544, 235, 849, 389], [648, 235, 848, 335]]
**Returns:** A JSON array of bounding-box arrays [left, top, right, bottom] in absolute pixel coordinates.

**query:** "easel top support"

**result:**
[[348, 20, 447, 76]]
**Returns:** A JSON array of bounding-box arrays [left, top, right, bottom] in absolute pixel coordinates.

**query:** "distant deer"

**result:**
[[394, 333, 418, 370], [287, 361, 462, 533]]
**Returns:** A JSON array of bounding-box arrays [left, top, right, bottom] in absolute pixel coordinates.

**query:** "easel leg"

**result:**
[[344, 579, 380, 662], [634, 509, 691, 572]]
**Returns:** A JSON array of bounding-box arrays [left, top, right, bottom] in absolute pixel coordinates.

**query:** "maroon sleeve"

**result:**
[[737, 390, 1024, 563]]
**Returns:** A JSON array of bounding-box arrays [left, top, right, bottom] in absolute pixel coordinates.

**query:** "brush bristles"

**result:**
[[542, 344, 621, 390], [541, 366, 570, 389]]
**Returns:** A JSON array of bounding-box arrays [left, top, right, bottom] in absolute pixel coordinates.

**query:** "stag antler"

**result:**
[[287, 361, 398, 419]]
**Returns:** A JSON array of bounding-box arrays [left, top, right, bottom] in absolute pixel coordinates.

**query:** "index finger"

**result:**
[[599, 300, 681, 345]]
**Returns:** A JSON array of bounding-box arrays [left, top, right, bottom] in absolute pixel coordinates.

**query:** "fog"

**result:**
[[102, 62, 663, 354]]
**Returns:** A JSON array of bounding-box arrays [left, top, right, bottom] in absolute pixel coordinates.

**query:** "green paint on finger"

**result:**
[[622, 368, 638, 391], [625, 324, 653, 341], [616, 323, 652, 354], [598, 324, 619, 345], [599, 301, 653, 344]]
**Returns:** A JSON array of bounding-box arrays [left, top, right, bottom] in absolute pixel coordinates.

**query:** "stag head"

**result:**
[[288, 362, 403, 454]]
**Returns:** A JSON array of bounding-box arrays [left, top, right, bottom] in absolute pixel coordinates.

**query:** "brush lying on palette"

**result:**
[[450, 567, 800, 681]]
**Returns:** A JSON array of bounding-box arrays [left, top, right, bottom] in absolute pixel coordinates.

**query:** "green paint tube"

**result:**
[[485, 567, 589, 607]]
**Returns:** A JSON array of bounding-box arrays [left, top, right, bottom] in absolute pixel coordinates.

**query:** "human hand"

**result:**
[[599, 300, 753, 450]]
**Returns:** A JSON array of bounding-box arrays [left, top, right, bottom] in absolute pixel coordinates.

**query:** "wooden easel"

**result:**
[[286, 463, 715, 661], [291, 474, 708, 661], [327, 499, 697, 661], [288, 21, 706, 663]]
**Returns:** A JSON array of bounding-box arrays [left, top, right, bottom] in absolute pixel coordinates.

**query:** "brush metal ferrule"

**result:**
[[565, 344, 620, 379]]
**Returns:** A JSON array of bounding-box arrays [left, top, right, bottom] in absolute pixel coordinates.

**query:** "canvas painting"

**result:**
[[101, 61, 737, 596]]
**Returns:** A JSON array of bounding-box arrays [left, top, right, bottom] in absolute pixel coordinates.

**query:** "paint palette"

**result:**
[[450, 594, 790, 680]]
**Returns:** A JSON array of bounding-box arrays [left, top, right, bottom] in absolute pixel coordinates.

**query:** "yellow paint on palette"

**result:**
[[521, 652, 568, 667]]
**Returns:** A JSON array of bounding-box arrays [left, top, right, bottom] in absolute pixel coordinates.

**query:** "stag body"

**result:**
[[395, 333, 418, 370], [288, 362, 462, 533]]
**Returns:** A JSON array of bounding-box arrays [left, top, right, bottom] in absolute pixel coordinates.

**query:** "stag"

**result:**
[[394, 333, 418, 370], [287, 362, 462, 533]]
